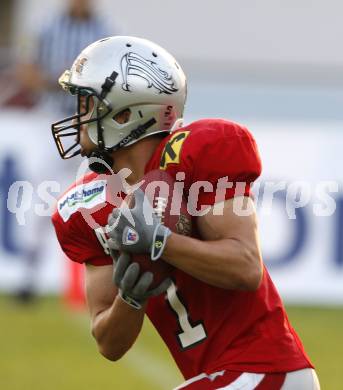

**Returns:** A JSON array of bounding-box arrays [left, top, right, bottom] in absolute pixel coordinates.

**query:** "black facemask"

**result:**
[[51, 70, 156, 173]]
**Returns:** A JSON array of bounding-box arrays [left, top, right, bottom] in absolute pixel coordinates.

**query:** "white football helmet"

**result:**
[[52, 36, 187, 172]]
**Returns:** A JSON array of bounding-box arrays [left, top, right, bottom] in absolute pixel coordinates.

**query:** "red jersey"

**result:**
[[52, 119, 313, 379]]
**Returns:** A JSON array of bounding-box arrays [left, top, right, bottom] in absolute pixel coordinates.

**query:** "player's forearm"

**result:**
[[91, 296, 146, 361], [163, 233, 262, 290]]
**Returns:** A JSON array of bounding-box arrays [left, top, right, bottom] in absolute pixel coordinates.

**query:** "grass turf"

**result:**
[[0, 296, 341, 389]]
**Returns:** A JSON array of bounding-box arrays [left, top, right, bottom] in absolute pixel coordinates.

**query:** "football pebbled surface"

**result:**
[[125, 169, 192, 288]]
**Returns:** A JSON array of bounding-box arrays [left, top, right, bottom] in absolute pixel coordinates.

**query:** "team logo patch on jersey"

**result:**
[[123, 227, 139, 245], [58, 180, 107, 222], [160, 131, 190, 170], [121, 52, 178, 95]]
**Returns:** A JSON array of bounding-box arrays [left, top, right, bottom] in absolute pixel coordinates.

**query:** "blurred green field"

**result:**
[[1, 296, 342, 390]]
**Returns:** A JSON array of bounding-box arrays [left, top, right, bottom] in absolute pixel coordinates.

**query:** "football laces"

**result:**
[[153, 196, 168, 222]]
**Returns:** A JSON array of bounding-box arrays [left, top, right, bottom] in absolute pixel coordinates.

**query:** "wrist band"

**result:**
[[119, 289, 143, 310], [151, 223, 171, 261]]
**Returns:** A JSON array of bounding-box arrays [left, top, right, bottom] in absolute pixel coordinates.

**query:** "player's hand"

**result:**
[[112, 252, 171, 310], [107, 188, 171, 261]]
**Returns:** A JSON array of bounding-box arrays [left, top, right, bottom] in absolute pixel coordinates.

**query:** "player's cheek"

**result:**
[[80, 128, 97, 149]]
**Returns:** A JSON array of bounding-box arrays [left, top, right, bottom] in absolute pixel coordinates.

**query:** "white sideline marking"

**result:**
[[75, 314, 178, 389], [124, 343, 179, 390]]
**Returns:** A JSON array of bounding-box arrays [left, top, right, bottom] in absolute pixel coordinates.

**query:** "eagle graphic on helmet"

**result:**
[[121, 52, 178, 95]]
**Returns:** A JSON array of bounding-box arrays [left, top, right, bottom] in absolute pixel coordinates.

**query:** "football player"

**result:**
[[51, 36, 320, 389]]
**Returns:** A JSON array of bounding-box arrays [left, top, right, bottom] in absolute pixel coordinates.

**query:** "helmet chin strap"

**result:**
[[88, 70, 118, 174], [88, 117, 157, 174], [88, 149, 114, 174]]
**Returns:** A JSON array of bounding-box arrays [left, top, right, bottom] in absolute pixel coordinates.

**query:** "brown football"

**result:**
[[125, 169, 192, 289]]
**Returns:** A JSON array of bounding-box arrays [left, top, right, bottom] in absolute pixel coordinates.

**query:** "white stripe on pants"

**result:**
[[174, 368, 320, 390]]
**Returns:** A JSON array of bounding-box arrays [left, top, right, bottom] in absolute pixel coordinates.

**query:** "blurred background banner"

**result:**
[[0, 109, 69, 294], [0, 113, 342, 304], [254, 123, 343, 304]]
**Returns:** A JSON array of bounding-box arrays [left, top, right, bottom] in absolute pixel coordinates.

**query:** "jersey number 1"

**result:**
[[166, 282, 207, 349], [94, 230, 207, 349]]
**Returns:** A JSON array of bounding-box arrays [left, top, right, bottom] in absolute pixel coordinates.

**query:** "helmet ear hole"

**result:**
[[113, 108, 131, 124]]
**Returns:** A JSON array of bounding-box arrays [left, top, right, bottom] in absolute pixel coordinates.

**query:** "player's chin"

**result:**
[[80, 147, 93, 158], [81, 150, 90, 158]]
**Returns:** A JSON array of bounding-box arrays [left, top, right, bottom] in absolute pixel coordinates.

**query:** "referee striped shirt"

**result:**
[[36, 13, 115, 114]]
